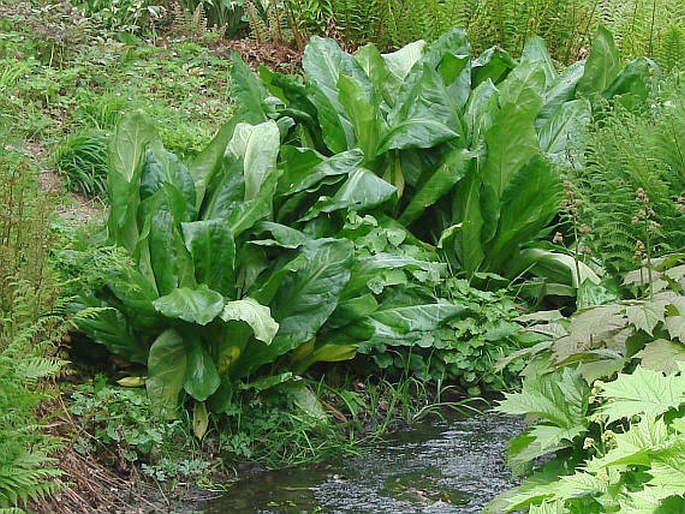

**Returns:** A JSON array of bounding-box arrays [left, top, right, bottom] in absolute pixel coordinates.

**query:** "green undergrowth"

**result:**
[[0, 0, 233, 196], [0, 142, 66, 512]]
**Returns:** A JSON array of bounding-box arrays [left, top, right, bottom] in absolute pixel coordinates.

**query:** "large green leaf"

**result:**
[[242, 238, 354, 374], [188, 120, 237, 208], [73, 302, 147, 364], [481, 65, 543, 200], [471, 47, 516, 87], [577, 25, 621, 97], [227, 121, 280, 202], [538, 99, 591, 168], [230, 52, 270, 124], [183, 334, 221, 401], [483, 156, 561, 272], [146, 329, 188, 419], [380, 40, 426, 105], [359, 299, 465, 342], [451, 167, 485, 274], [152, 285, 225, 326], [599, 366, 685, 422], [303, 37, 370, 152], [107, 112, 157, 252], [220, 297, 279, 344], [338, 74, 384, 165], [381, 64, 462, 153], [302, 168, 396, 220], [520, 36, 556, 86], [181, 220, 236, 297], [399, 147, 474, 225], [278, 147, 363, 196], [537, 61, 585, 124], [141, 141, 196, 216], [144, 186, 196, 295]]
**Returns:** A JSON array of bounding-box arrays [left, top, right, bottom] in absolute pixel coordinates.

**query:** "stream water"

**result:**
[[204, 411, 522, 513]]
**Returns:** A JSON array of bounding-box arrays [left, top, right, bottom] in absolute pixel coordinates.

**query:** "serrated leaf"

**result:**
[[636, 339, 685, 374], [626, 301, 666, 336], [599, 366, 685, 422], [586, 416, 669, 472], [665, 310, 685, 342]]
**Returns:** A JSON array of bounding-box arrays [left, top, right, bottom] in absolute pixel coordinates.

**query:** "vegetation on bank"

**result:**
[[2, 0, 685, 513]]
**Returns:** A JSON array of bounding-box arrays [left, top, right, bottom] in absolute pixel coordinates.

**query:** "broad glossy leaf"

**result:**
[[481, 93, 541, 202], [484, 156, 561, 273], [380, 40, 425, 104], [508, 248, 601, 288], [141, 142, 196, 216], [242, 238, 354, 374], [399, 147, 474, 225], [520, 36, 556, 86], [602, 57, 660, 101], [220, 297, 279, 344], [181, 220, 236, 297], [153, 285, 224, 326], [499, 60, 547, 111], [361, 300, 465, 341], [227, 121, 280, 202], [146, 329, 188, 419], [338, 74, 383, 164], [230, 52, 269, 124], [277, 148, 363, 214], [577, 25, 621, 97], [451, 168, 485, 274], [381, 64, 462, 153], [251, 221, 308, 249], [74, 302, 147, 364], [471, 47, 516, 87], [463, 79, 499, 146], [538, 61, 585, 125], [328, 293, 379, 328], [227, 170, 280, 237], [303, 37, 370, 152], [290, 340, 357, 374], [302, 168, 396, 220], [107, 112, 157, 252], [538, 99, 591, 168], [145, 186, 196, 295], [200, 159, 244, 221], [188, 120, 237, 208], [184, 334, 221, 401], [106, 264, 161, 330]]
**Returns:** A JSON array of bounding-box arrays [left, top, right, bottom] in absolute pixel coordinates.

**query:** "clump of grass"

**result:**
[[52, 128, 109, 198]]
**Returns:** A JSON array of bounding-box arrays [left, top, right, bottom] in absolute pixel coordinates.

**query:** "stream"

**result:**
[[204, 411, 522, 513]]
